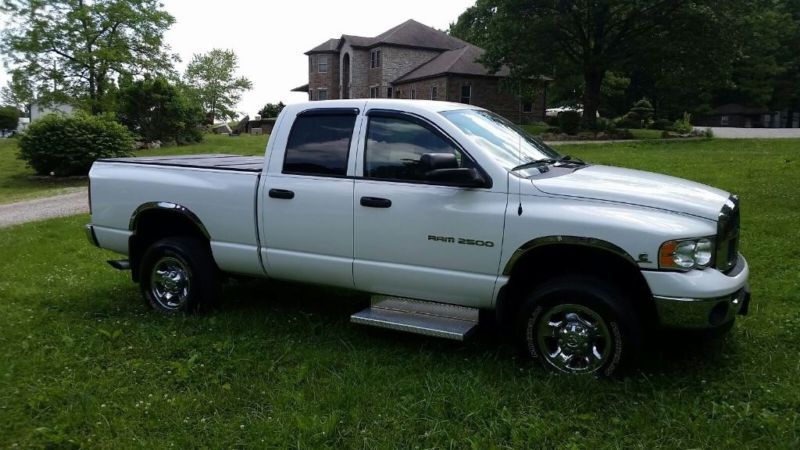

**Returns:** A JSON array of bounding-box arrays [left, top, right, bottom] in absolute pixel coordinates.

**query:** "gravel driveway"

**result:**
[[0, 188, 88, 228]]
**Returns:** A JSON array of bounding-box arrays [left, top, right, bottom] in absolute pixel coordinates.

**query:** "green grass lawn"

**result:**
[[1, 138, 799, 447], [0, 134, 268, 205]]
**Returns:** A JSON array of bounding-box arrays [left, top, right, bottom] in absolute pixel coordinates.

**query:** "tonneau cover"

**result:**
[[98, 154, 264, 172]]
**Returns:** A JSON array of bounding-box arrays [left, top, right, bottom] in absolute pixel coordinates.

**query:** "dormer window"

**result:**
[[370, 49, 381, 69]]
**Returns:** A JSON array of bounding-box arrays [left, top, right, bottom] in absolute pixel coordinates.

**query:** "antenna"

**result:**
[[517, 133, 523, 216]]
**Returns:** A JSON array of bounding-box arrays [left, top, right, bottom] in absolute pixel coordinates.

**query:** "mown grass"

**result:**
[[0, 138, 86, 204], [1, 138, 799, 447], [0, 134, 268, 205]]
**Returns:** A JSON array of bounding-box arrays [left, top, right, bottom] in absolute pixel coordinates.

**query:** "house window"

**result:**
[[720, 115, 729, 126], [386, 87, 393, 98], [522, 101, 533, 113], [460, 85, 471, 104], [318, 55, 328, 73], [318, 89, 328, 101], [431, 86, 438, 101], [411, 88, 416, 100], [370, 49, 381, 68], [309, 90, 313, 101], [370, 86, 378, 98]]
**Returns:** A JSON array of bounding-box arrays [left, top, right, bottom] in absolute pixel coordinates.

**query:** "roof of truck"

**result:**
[[286, 99, 481, 115]]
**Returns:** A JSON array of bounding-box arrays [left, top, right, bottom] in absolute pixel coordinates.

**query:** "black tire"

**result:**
[[139, 237, 220, 314], [514, 275, 641, 376]]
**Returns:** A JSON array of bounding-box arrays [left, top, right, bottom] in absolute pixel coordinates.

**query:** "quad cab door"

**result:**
[[352, 110, 506, 307], [260, 107, 362, 288]]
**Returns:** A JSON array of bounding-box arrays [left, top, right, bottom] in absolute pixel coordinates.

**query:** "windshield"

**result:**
[[440, 109, 560, 170]]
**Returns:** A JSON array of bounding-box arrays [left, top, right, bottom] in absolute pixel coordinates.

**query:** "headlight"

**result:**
[[659, 237, 715, 270]]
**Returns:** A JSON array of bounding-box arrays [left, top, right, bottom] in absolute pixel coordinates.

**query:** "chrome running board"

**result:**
[[350, 296, 479, 341]]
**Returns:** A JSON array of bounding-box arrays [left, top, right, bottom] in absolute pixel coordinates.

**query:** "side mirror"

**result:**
[[425, 167, 488, 188], [420, 153, 458, 172]]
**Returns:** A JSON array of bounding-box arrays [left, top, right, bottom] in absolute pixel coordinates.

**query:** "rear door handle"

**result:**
[[360, 196, 392, 208], [269, 188, 295, 199]]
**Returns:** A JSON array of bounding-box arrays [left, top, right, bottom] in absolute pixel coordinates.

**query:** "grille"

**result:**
[[715, 196, 740, 273]]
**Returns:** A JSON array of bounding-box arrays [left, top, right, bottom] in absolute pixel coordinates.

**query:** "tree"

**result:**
[[451, 0, 702, 128], [0, 0, 177, 115], [117, 77, 205, 145], [0, 106, 20, 131], [0, 69, 34, 116], [184, 49, 253, 122], [258, 102, 285, 118]]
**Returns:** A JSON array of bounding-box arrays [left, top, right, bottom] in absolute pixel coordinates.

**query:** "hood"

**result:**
[[531, 165, 729, 220]]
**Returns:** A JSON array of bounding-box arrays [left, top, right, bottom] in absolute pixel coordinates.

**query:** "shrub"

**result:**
[[18, 113, 134, 176], [595, 117, 617, 132], [117, 78, 205, 145], [558, 110, 581, 135], [651, 118, 673, 131], [621, 98, 655, 128], [0, 106, 20, 131], [614, 116, 639, 129], [672, 112, 693, 134]]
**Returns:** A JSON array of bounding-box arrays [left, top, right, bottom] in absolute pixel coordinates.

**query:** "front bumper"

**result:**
[[644, 253, 750, 329], [654, 285, 750, 329]]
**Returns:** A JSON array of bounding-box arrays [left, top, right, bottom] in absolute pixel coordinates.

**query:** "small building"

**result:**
[[30, 102, 74, 121], [294, 19, 548, 124], [695, 103, 800, 128]]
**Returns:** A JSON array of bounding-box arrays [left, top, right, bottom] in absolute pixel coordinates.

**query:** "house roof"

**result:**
[[394, 44, 509, 83], [291, 83, 309, 92], [320, 19, 467, 52], [368, 19, 467, 50], [709, 103, 769, 115], [305, 38, 341, 55]]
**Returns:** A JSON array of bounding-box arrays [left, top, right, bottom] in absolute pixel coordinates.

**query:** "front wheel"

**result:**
[[515, 276, 641, 376], [139, 237, 220, 314]]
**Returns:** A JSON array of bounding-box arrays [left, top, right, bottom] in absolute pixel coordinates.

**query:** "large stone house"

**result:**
[[292, 19, 546, 123]]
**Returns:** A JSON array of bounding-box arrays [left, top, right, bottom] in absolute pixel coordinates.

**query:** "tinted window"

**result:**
[[283, 114, 357, 176], [365, 116, 469, 182]]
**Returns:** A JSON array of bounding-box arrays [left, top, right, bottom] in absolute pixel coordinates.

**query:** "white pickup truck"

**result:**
[[86, 99, 750, 375]]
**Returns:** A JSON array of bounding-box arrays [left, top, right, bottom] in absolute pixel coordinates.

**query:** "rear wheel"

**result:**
[[139, 237, 219, 314], [515, 275, 641, 376]]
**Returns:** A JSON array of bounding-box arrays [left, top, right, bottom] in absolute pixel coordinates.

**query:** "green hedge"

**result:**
[[18, 113, 134, 176]]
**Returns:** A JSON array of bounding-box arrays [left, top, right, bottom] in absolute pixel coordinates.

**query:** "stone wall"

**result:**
[[394, 75, 546, 124], [308, 53, 340, 100], [339, 42, 370, 99]]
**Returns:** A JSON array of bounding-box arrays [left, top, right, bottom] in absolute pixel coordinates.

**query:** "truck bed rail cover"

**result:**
[[98, 154, 264, 172]]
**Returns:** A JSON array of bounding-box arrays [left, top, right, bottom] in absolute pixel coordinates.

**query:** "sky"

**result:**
[[0, 0, 475, 117]]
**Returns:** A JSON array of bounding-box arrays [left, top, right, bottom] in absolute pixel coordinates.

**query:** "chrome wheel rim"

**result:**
[[150, 256, 191, 310], [536, 304, 611, 374]]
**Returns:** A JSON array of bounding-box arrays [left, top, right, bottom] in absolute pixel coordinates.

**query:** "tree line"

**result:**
[[0, 0, 264, 143], [450, 0, 800, 128]]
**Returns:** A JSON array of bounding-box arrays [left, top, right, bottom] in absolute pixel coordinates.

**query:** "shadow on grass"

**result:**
[[65, 273, 747, 385]]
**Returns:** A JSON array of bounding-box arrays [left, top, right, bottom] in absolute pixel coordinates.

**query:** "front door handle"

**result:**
[[269, 188, 295, 200], [360, 196, 392, 208]]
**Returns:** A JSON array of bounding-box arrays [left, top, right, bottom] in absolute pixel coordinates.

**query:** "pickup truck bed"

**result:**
[[99, 154, 264, 172]]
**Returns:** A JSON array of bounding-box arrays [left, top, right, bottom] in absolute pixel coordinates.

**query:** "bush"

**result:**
[[672, 112, 693, 134], [614, 116, 639, 129], [558, 110, 581, 135], [0, 106, 20, 131], [117, 78, 205, 145], [651, 118, 673, 131], [18, 113, 134, 176], [595, 117, 617, 132]]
